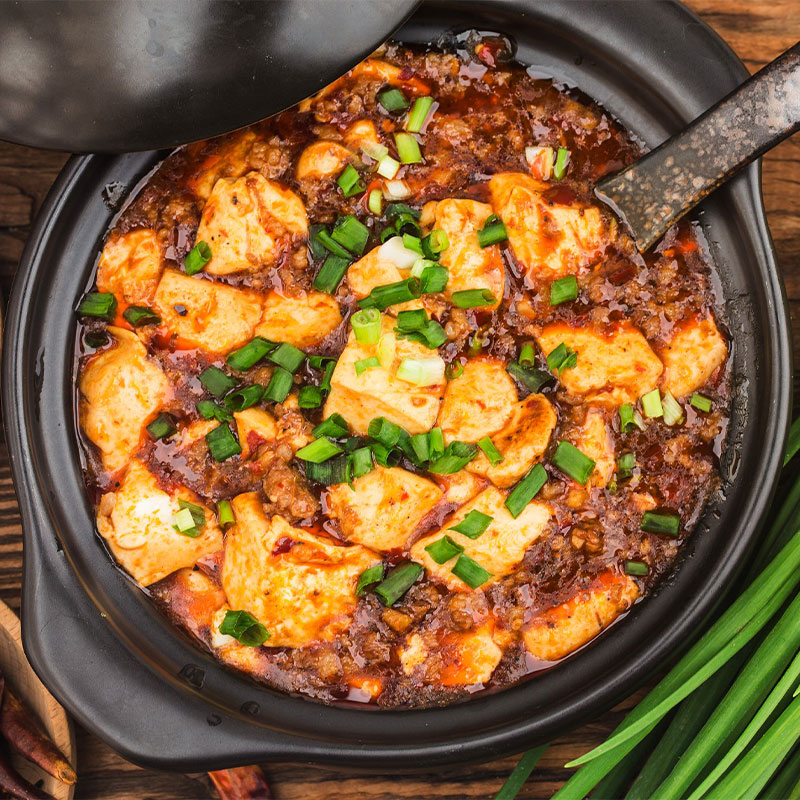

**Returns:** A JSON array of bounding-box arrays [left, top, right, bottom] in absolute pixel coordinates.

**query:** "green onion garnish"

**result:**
[[313, 254, 350, 294], [332, 215, 369, 255], [217, 499, 235, 529], [368, 416, 403, 448], [477, 214, 508, 247], [396, 356, 444, 385], [84, 331, 109, 349], [304, 454, 349, 485], [77, 292, 117, 320], [199, 366, 237, 398], [374, 562, 423, 606], [368, 440, 400, 467], [350, 446, 374, 479], [184, 241, 212, 276], [358, 277, 421, 310], [298, 385, 323, 408], [218, 609, 269, 647], [691, 393, 713, 412], [205, 424, 242, 461], [506, 362, 554, 394], [425, 535, 464, 564], [552, 441, 596, 485], [641, 510, 680, 537], [478, 436, 504, 466], [418, 265, 449, 294], [223, 384, 264, 412], [624, 560, 649, 576], [550, 275, 578, 306], [410, 432, 430, 463], [337, 164, 365, 198], [268, 342, 305, 373], [226, 336, 275, 371], [395, 313, 447, 349], [313, 413, 349, 439], [641, 388, 663, 418], [445, 361, 464, 379], [350, 307, 381, 344], [619, 403, 645, 432], [518, 342, 536, 367], [402, 233, 424, 255], [505, 463, 547, 518], [429, 427, 444, 460], [146, 413, 176, 441], [123, 305, 161, 326], [320, 359, 336, 392], [368, 189, 383, 216], [409, 258, 437, 278], [451, 288, 497, 308], [376, 154, 400, 179], [173, 507, 199, 537], [451, 554, 492, 589], [196, 400, 233, 422], [407, 96, 435, 133], [547, 342, 578, 374], [308, 223, 328, 260], [355, 356, 381, 376], [295, 437, 342, 463], [617, 452, 636, 479], [449, 510, 493, 539], [662, 390, 684, 426], [428, 441, 478, 474], [178, 499, 205, 530], [396, 309, 427, 330], [315, 228, 353, 260], [355, 563, 385, 597], [394, 132, 423, 164], [263, 367, 293, 403], [553, 147, 570, 180], [378, 88, 409, 112], [422, 229, 449, 259]]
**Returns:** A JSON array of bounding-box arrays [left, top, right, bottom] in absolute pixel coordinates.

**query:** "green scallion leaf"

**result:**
[[552, 441, 596, 485], [263, 367, 293, 403], [518, 342, 536, 367], [547, 342, 578, 374], [205, 424, 242, 461], [641, 511, 680, 536], [196, 400, 233, 422], [368, 417, 403, 448], [428, 441, 478, 474], [449, 510, 493, 539], [410, 432, 430, 463], [445, 361, 464, 379], [358, 277, 422, 311], [424, 535, 464, 564], [355, 356, 381, 376], [304, 454, 349, 485], [355, 563, 385, 597], [625, 560, 649, 576], [313, 414, 349, 439], [298, 385, 323, 408], [173, 507, 199, 536], [451, 554, 492, 589], [505, 463, 548, 518], [218, 609, 269, 647], [295, 437, 343, 463], [553, 147, 570, 180], [313, 254, 350, 294], [123, 305, 161, 326], [478, 436, 504, 466], [477, 214, 507, 247], [77, 292, 117, 320], [378, 88, 409, 112], [184, 241, 212, 275], [506, 362, 554, 394], [226, 336, 275, 370], [617, 452, 636, 479], [217, 499, 235, 529], [374, 562, 423, 606], [268, 342, 305, 373], [394, 131, 423, 164], [199, 366, 237, 398], [146, 413, 176, 441], [418, 265, 449, 294], [223, 384, 264, 412], [451, 288, 497, 308], [619, 403, 646, 432], [332, 214, 370, 255], [315, 228, 353, 260], [429, 427, 444, 460], [422, 229, 449, 259], [350, 446, 374, 479], [337, 164, 365, 198], [550, 275, 578, 306], [351, 307, 381, 344]]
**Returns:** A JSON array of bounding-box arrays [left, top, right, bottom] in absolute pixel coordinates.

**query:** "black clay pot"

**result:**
[[2, 0, 791, 773]]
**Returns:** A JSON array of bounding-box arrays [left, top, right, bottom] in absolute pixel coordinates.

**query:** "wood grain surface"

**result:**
[[0, 2, 797, 797]]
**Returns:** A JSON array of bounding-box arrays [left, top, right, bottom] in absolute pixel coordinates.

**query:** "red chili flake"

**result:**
[[272, 536, 296, 556]]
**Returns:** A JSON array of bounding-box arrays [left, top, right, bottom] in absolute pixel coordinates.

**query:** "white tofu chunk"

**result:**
[[326, 465, 443, 552], [574, 409, 615, 488], [323, 316, 445, 435], [343, 119, 381, 150], [466, 393, 557, 488], [422, 199, 504, 305], [222, 493, 379, 647], [196, 171, 308, 275], [523, 571, 639, 661], [255, 290, 342, 348], [96, 459, 223, 586], [187, 130, 257, 200], [410, 487, 552, 591], [296, 141, 353, 180], [234, 408, 278, 460], [536, 321, 663, 406], [661, 315, 727, 398], [489, 172, 607, 279], [437, 470, 487, 506], [79, 327, 170, 472], [97, 228, 163, 306], [347, 245, 405, 300], [153, 268, 263, 354], [437, 358, 517, 443]]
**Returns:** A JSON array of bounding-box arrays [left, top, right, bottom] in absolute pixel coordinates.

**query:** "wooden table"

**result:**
[[0, 2, 797, 797]]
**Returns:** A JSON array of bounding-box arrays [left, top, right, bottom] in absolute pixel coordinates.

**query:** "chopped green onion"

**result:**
[[418, 265, 449, 294], [477, 214, 507, 247], [445, 361, 464, 379], [173, 507, 199, 536], [313, 254, 350, 294], [332, 215, 370, 255], [263, 367, 293, 403], [369, 440, 401, 467], [295, 437, 342, 463], [396, 309, 428, 330], [368, 188, 383, 216], [691, 393, 713, 412], [429, 427, 444, 459], [199, 366, 237, 398], [77, 292, 117, 320], [619, 403, 646, 432], [123, 305, 161, 326], [425, 535, 464, 564], [308, 223, 328, 260], [478, 436, 504, 466], [184, 241, 212, 275], [358, 277, 421, 310], [518, 342, 536, 367], [226, 336, 275, 370], [641, 388, 663, 418], [411, 259, 435, 279], [396, 356, 445, 386], [304, 454, 349, 485], [321, 359, 336, 391], [550, 275, 578, 306], [178, 499, 205, 530], [315, 228, 352, 259], [378, 88, 409, 112], [428, 441, 478, 474], [422, 229, 449, 259], [217, 499, 235, 529], [451, 554, 492, 589], [506, 362, 554, 394], [662, 390, 684, 426], [298, 385, 323, 408], [146, 413, 176, 440], [553, 147, 570, 180], [355, 356, 381, 376], [368, 417, 403, 448], [196, 400, 233, 422], [313, 413, 349, 439], [625, 560, 649, 576], [308, 355, 330, 370], [402, 233, 424, 255], [395, 429, 421, 466], [218, 610, 269, 647], [410, 433, 430, 463], [337, 164, 365, 197], [376, 154, 401, 179], [350, 446, 374, 479], [641, 511, 680, 536], [505, 463, 548, 518], [386, 202, 421, 220], [355, 563, 385, 597], [223, 384, 264, 412], [374, 562, 423, 606], [361, 141, 389, 162], [268, 342, 305, 373], [394, 132, 423, 164], [449, 510, 493, 539], [547, 342, 578, 374], [617, 452, 636, 479], [451, 288, 497, 308], [552, 441, 596, 485], [84, 331, 109, 348], [206, 424, 242, 461], [395, 319, 447, 349], [407, 96, 435, 133], [350, 307, 381, 344]]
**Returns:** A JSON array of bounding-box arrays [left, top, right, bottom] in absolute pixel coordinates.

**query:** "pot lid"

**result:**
[[0, 0, 421, 153]]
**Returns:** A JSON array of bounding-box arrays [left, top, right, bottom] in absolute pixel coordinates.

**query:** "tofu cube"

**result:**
[[573, 409, 615, 488], [234, 408, 278, 460], [296, 140, 353, 180], [187, 130, 257, 200], [255, 290, 342, 348], [97, 228, 163, 306], [660, 315, 727, 398]]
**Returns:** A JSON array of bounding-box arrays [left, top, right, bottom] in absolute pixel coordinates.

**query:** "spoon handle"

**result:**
[[596, 42, 800, 252]]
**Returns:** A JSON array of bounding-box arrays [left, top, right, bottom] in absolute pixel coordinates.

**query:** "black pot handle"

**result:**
[[596, 41, 800, 251]]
